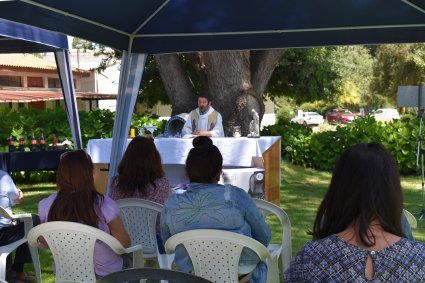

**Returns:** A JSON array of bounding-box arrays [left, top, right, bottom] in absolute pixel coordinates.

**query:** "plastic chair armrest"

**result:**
[[21, 217, 34, 237], [2, 213, 35, 237], [124, 244, 144, 268], [268, 246, 282, 258], [265, 255, 279, 283], [124, 244, 143, 254], [10, 213, 32, 220], [0, 206, 32, 220]]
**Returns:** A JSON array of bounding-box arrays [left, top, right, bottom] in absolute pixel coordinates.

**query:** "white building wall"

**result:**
[[0, 69, 84, 91], [79, 73, 95, 92], [98, 100, 117, 112], [45, 50, 120, 94], [44, 49, 120, 112], [77, 99, 89, 111], [96, 66, 120, 94], [45, 101, 57, 109]]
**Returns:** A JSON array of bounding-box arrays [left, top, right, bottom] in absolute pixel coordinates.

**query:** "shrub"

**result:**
[[1, 108, 165, 182], [261, 121, 312, 164], [261, 117, 420, 174]]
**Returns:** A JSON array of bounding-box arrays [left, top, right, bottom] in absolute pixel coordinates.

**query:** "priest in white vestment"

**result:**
[[182, 93, 224, 137]]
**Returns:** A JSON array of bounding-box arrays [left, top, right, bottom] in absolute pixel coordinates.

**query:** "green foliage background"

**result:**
[[0, 108, 165, 182], [3, 107, 419, 174], [261, 117, 419, 174], [0, 108, 165, 151]]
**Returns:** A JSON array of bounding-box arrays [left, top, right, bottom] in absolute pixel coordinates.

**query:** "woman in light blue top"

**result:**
[[160, 137, 271, 283]]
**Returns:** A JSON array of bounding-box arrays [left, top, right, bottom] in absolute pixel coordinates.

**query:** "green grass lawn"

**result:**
[[280, 162, 425, 255], [12, 162, 425, 282]]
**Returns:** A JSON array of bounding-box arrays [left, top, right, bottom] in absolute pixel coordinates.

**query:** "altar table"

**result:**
[[86, 137, 281, 205]]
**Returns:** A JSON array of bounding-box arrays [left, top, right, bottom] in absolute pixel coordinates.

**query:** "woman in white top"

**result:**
[[0, 170, 39, 282]]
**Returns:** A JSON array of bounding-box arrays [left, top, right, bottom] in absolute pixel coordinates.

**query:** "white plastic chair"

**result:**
[[253, 198, 292, 275], [27, 221, 144, 283], [403, 209, 417, 229], [0, 207, 41, 283], [164, 229, 275, 283], [116, 198, 174, 269]]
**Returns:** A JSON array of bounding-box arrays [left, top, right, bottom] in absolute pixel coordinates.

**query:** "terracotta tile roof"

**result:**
[[0, 90, 116, 102], [0, 54, 88, 73]]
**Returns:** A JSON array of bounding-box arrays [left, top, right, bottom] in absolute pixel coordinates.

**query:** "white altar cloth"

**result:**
[[86, 136, 280, 167]]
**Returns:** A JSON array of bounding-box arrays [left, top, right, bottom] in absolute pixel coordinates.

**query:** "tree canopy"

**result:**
[[370, 44, 425, 106], [72, 38, 425, 118], [267, 46, 373, 109]]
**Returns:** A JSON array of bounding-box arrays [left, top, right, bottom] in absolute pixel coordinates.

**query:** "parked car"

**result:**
[[370, 108, 400, 122], [324, 109, 356, 124], [291, 112, 324, 126]]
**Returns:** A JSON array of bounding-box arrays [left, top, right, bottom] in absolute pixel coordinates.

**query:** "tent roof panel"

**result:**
[[1, 0, 425, 53], [0, 18, 68, 53]]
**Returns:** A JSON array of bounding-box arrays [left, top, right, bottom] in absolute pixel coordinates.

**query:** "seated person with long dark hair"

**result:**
[[110, 136, 170, 261], [39, 150, 131, 277], [110, 136, 170, 204], [284, 143, 425, 282], [160, 138, 271, 283]]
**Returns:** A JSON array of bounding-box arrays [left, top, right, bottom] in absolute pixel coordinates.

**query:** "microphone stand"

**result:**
[[416, 109, 425, 220]]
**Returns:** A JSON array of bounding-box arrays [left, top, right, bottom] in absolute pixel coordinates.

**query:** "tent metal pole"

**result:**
[[107, 51, 147, 195], [55, 50, 83, 149]]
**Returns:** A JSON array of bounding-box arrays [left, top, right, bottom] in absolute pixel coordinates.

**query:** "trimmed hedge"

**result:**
[[0, 108, 166, 182], [261, 117, 419, 174], [4, 107, 421, 181], [0, 108, 165, 151]]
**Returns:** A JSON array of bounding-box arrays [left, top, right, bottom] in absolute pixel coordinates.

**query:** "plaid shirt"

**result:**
[[284, 234, 425, 282]]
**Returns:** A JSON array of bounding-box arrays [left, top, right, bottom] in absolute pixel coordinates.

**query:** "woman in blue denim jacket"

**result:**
[[160, 138, 271, 283]]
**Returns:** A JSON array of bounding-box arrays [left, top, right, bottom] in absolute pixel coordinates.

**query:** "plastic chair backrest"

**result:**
[[117, 198, 174, 269], [116, 198, 162, 257], [96, 267, 214, 283], [165, 229, 270, 283], [403, 209, 417, 229], [27, 221, 142, 283], [253, 198, 292, 272]]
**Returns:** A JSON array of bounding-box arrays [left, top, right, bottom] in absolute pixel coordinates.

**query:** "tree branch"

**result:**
[[154, 54, 197, 115], [250, 49, 286, 95]]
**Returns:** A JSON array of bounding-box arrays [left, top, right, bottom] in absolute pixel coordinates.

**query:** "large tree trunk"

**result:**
[[155, 50, 285, 135], [154, 54, 197, 115], [250, 50, 287, 96], [202, 51, 254, 136]]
